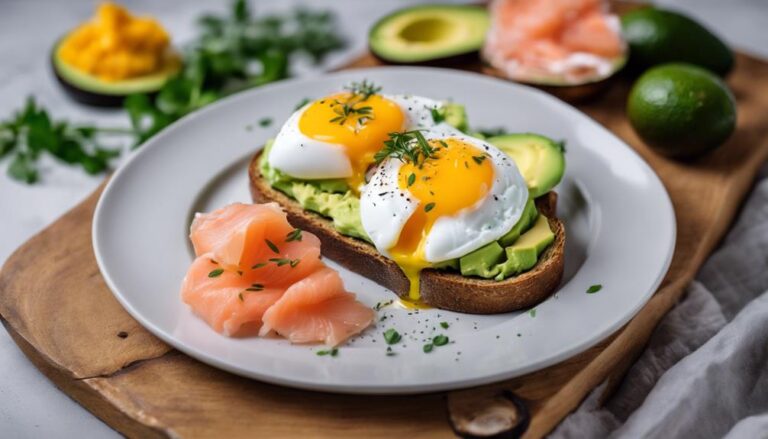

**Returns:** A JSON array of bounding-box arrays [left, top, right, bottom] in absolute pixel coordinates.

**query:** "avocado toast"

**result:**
[[248, 83, 566, 314]]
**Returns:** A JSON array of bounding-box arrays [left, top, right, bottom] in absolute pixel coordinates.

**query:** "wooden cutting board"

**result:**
[[3, 39, 768, 439]]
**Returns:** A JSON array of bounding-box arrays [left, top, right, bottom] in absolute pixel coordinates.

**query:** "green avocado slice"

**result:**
[[369, 5, 490, 64], [489, 134, 565, 198]]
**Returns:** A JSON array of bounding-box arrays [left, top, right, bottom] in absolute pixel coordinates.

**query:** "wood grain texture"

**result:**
[[3, 40, 768, 439]]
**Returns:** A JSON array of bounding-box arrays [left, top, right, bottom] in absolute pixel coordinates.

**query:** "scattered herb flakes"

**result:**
[[246, 284, 264, 292], [316, 347, 339, 357], [433, 335, 449, 346], [374, 130, 434, 165], [587, 284, 603, 294], [529, 308, 537, 318], [424, 202, 436, 213], [344, 80, 381, 100], [423, 343, 434, 353], [258, 117, 272, 127], [289, 259, 301, 268], [208, 268, 224, 278], [373, 299, 394, 311], [269, 257, 291, 266], [285, 228, 303, 242], [265, 239, 280, 254], [440, 321, 450, 329], [407, 172, 416, 187], [251, 262, 267, 269], [238, 292, 244, 302], [383, 328, 401, 345]]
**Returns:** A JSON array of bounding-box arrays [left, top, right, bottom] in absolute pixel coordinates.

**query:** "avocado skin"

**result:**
[[627, 63, 736, 159], [51, 56, 126, 107], [621, 8, 734, 76]]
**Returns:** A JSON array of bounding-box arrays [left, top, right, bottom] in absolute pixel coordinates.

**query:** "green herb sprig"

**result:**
[[374, 130, 435, 165]]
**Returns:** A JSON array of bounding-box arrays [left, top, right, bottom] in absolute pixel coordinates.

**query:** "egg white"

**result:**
[[360, 132, 529, 263], [267, 94, 451, 181]]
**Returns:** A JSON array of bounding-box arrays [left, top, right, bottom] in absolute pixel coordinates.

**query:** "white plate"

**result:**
[[93, 67, 675, 394]]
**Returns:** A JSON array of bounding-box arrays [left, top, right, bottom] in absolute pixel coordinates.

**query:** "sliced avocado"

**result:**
[[459, 241, 504, 279], [494, 215, 554, 280], [441, 102, 469, 133], [489, 134, 565, 198], [369, 5, 490, 64], [498, 198, 538, 247], [621, 8, 734, 76], [51, 38, 181, 107]]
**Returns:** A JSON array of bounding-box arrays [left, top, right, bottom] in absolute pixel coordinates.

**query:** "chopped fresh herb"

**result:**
[[246, 284, 264, 292], [251, 262, 267, 269], [374, 130, 435, 165], [407, 172, 416, 187], [433, 335, 449, 346], [316, 347, 339, 357], [208, 268, 224, 278], [586, 284, 602, 294], [259, 118, 272, 127], [438, 140, 448, 148], [423, 343, 434, 353], [329, 101, 373, 125], [269, 258, 291, 266], [209, 259, 218, 265], [265, 239, 280, 254], [383, 328, 401, 345], [440, 321, 450, 329], [285, 228, 303, 242], [424, 202, 436, 213], [238, 292, 244, 302], [373, 299, 394, 311], [472, 155, 487, 165], [430, 107, 445, 124], [529, 308, 537, 317], [289, 259, 301, 268], [344, 80, 381, 101]]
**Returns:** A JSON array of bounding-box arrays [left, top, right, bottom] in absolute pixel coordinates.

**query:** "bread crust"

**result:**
[[249, 151, 565, 314]]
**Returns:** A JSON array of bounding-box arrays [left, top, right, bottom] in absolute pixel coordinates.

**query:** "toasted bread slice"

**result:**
[[248, 151, 565, 314]]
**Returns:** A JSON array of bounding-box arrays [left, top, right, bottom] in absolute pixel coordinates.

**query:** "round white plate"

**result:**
[[93, 67, 675, 394]]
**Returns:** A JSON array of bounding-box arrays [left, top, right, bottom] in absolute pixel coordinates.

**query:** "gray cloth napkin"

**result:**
[[551, 164, 768, 438]]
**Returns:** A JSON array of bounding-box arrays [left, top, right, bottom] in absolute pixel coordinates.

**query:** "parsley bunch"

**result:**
[[0, 98, 124, 183], [125, 0, 346, 145]]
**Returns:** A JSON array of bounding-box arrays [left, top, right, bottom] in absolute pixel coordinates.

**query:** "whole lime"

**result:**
[[627, 63, 736, 158]]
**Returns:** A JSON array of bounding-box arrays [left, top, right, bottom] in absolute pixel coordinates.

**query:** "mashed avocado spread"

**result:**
[[259, 104, 557, 280]]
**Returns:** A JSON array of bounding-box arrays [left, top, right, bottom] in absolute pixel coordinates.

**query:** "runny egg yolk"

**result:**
[[299, 93, 404, 190], [390, 138, 494, 305]]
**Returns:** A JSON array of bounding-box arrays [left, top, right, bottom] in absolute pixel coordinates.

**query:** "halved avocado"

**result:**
[[369, 5, 490, 64], [489, 134, 565, 198], [51, 38, 181, 107]]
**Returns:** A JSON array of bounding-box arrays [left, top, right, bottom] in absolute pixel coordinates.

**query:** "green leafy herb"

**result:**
[[383, 328, 401, 345], [316, 347, 339, 357], [424, 202, 436, 213], [433, 335, 449, 346], [0, 97, 125, 184], [269, 258, 291, 266], [246, 284, 264, 291], [265, 239, 280, 254], [285, 228, 303, 242], [208, 268, 225, 278], [294, 98, 311, 111], [251, 262, 267, 269], [423, 343, 434, 353], [472, 155, 487, 165], [344, 80, 381, 100], [124, 0, 345, 146], [529, 308, 537, 317], [289, 259, 301, 268], [329, 101, 373, 126], [374, 130, 435, 165], [259, 117, 272, 127], [440, 322, 450, 329], [407, 172, 416, 187], [430, 107, 445, 124], [586, 284, 602, 294]]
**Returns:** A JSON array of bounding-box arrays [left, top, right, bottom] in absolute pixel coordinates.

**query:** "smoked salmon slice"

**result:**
[[260, 268, 375, 347], [483, 0, 625, 84], [181, 202, 373, 345]]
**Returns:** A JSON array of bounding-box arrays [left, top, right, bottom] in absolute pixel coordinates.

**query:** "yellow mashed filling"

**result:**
[[59, 2, 173, 82]]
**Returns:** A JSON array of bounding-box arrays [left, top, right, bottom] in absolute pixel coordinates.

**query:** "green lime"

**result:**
[[627, 63, 736, 158]]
